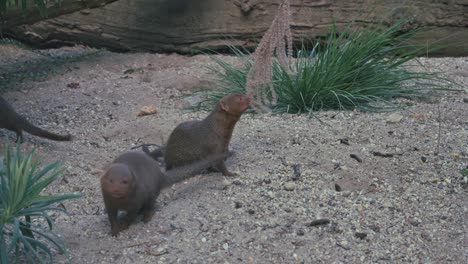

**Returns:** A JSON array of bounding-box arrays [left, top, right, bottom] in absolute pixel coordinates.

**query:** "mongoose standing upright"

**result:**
[[100, 151, 227, 236], [0, 96, 72, 143], [147, 93, 251, 176]]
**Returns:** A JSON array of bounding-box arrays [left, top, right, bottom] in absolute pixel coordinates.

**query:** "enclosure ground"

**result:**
[[0, 44, 467, 263]]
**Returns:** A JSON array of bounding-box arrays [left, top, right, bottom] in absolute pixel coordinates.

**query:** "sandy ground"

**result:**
[[0, 44, 467, 263]]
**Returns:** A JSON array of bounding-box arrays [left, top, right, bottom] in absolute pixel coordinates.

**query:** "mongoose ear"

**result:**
[[220, 100, 229, 112]]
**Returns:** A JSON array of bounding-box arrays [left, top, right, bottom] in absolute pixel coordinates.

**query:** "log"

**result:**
[[1, 0, 117, 29], [4, 0, 468, 56]]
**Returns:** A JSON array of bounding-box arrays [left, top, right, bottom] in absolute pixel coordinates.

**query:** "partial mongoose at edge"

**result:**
[[0, 96, 72, 142]]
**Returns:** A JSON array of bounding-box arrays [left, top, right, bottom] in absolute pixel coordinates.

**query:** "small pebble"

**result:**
[[308, 218, 330, 227], [386, 113, 403, 123], [350, 154, 362, 163], [284, 182, 296, 191], [355, 232, 368, 239], [335, 183, 342, 192], [222, 180, 231, 189]]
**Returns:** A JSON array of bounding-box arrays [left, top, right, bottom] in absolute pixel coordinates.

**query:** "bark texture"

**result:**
[[4, 0, 468, 56], [1, 0, 117, 29]]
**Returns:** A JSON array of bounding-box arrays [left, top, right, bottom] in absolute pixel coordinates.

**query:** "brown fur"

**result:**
[[148, 93, 250, 176], [100, 151, 226, 236], [0, 96, 72, 143]]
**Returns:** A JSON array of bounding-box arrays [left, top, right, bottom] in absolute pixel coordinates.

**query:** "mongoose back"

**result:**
[[0, 96, 72, 143], [100, 151, 227, 236], [148, 93, 251, 176]]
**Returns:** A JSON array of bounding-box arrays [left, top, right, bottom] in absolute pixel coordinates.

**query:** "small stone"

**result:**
[[350, 153, 362, 163], [184, 95, 204, 108], [200, 224, 209, 232], [267, 191, 275, 198], [137, 105, 157, 117], [335, 183, 342, 192], [296, 229, 305, 236], [369, 224, 381, 233], [284, 182, 295, 191], [294, 207, 304, 215], [336, 240, 350, 250], [355, 232, 368, 239], [307, 218, 330, 227], [339, 138, 350, 145], [223, 243, 229, 251], [247, 209, 255, 215], [421, 156, 427, 163], [234, 201, 243, 209], [386, 113, 403, 124], [201, 237, 207, 242], [463, 98, 468, 103], [232, 180, 243, 185], [420, 232, 432, 241], [222, 180, 231, 189]]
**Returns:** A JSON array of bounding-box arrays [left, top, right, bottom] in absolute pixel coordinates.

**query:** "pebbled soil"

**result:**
[[0, 44, 467, 263]]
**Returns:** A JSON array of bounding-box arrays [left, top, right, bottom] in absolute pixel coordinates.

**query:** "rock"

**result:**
[[355, 232, 368, 239], [335, 183, 343, 192], [183, 95, 204, 108], [307, 219, 331, 227], [267, 191, 275, 198], [296, 229, 305, 236], [350, 153, 362, 163], [463, 98, 468, 103], [339, 138, 350, 145], [336, 240, 350, 250], [222, 179, 231, 189], [284, 182, 296, 191], [234, 201, 243, 209], [386, 113, 403, 124]]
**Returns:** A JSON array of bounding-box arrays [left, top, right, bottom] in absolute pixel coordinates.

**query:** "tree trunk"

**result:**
[[4, 0, 468, 56]]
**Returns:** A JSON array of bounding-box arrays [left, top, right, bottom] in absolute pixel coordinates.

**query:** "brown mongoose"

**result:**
[[100, 151, 227, 236], [147, 93, 251, 176], [0, 96, 72, 143]]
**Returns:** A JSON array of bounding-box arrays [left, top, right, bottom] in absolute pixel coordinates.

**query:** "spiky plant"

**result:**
[[0, 144, 80, 263], [197, 14, 454, 113]]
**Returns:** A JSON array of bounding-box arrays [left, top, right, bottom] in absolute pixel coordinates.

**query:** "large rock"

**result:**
[[5, 0, 468, 56]]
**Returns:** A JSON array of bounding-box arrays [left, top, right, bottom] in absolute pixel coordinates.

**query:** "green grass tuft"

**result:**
[[196, 16, 455, 113], [0, 144, 80, 263]]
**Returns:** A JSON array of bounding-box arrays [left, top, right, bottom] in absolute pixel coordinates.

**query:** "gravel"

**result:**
[[0, 44, 467, 263]]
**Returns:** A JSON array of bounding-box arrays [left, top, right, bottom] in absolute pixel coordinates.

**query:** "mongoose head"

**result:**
[[101, 164, 135, 199], [219, 93, 251, 114]]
